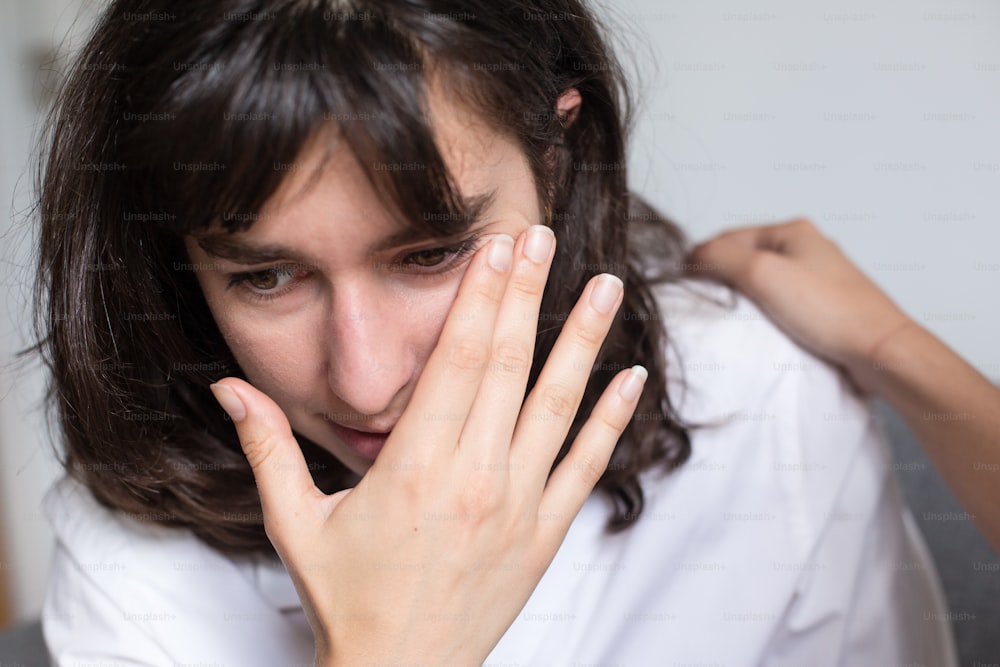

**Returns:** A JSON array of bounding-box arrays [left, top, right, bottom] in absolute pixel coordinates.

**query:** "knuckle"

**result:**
[[491, 339, 532, 376], [742, 251, 774, 285], [597, 407, 632, 434], [457, 476, 506, 517], [571, 450, 606, 487], [240, 433, 279, 471], [540, 383, 578, 419], [447, 340, 490, 372], [571, 322, 607, 348], [508, 271, 544, 301], [473, 280, 504, 307]]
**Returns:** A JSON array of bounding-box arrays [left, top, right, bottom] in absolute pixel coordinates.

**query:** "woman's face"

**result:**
[[185, 90, 542, 476]]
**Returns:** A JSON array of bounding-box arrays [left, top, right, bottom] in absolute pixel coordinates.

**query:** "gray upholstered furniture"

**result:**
[[875, 400, 1000, 664], [0, 619, 44, 666], [2, 400, 999, 665]]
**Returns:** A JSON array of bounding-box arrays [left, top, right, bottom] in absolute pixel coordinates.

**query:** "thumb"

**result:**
[[210, 378, 321, 537]]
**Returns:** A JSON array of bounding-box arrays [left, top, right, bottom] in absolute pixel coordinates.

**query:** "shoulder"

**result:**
[[651, 277, 803, 362], [44, 475, 207, 572], [646, 278, 890, 548], [650, 278, 845, 421], [42, 475, 248, 627], [42, 476, 311, 664], [649, 277, 877, 458], [42, 475, 289, 605]]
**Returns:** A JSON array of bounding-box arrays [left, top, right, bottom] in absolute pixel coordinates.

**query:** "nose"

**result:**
[[323, 282, 414, 418]]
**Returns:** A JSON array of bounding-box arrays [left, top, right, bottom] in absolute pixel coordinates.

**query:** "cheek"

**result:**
[[389, 242, 524, 368], [392, 276, 464, 364], [203, 267, 470, 408], [213, 305, 325, 404]]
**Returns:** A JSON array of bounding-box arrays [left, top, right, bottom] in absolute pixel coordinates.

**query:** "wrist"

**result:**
[[849, 316, 925, 395]]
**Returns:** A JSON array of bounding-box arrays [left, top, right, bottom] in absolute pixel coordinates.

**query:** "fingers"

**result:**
[[460, 225, 556, 463], [210, 378, 322, 544], [510, 272, 623, 484], [537, 365, 647, 540], [388, 234, 515, 456], [687, 218, 820, 289], [686, 227, 761, 282]]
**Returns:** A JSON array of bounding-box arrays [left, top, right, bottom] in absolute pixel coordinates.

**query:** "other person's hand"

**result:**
[[687, 218, 912, 393]]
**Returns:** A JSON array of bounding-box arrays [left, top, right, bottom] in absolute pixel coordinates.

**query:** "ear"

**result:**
[[555, 87, 582, 127], [543, 88, 582, 175]]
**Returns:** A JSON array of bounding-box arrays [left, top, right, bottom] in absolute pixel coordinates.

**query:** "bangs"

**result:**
[[118, 3, 472, 238]]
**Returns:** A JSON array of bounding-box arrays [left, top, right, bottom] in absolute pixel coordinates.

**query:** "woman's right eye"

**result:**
[[246, 269, 284, 289], [226, 265, 309, 302]]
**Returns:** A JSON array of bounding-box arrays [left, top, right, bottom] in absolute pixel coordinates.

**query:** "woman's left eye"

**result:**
[[398, 237, 481, 273], [223, 237, 482, 303], [407, 247, 452, 267]]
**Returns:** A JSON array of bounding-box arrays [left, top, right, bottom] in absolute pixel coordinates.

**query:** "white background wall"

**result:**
[[603, 0, 1000, 377], [1, 0, 998, 624]]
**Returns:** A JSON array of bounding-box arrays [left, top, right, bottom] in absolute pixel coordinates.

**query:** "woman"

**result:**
[[35, 0, 955, 664]]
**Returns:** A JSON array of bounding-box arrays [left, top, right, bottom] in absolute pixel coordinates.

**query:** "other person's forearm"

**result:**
[[688, 218, 1000, 553], [855, 320, 1000, 552]]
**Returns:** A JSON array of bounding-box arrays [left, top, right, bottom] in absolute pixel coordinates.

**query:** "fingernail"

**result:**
[[589, 274, 623, 314], [523, 225, 554, 264], [619, 365, 648, 402], [488, 234, 514, 272], [210, 383, 247, 422]]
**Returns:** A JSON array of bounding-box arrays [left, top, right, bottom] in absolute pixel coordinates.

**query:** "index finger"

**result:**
[[384, 234, 514, 459]]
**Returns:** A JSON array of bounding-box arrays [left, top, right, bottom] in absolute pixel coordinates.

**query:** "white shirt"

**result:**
[[42, 281, 958, 666]]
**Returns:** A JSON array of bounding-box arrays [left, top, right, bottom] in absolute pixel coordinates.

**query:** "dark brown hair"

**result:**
[[33, 0, 691, 556]]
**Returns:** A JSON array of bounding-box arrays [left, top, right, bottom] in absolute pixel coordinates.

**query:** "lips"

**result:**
[[323, 418, 393, 461]]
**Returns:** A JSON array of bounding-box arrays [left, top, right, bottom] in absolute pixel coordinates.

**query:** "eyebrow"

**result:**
[[193, 190, 497, 265]]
